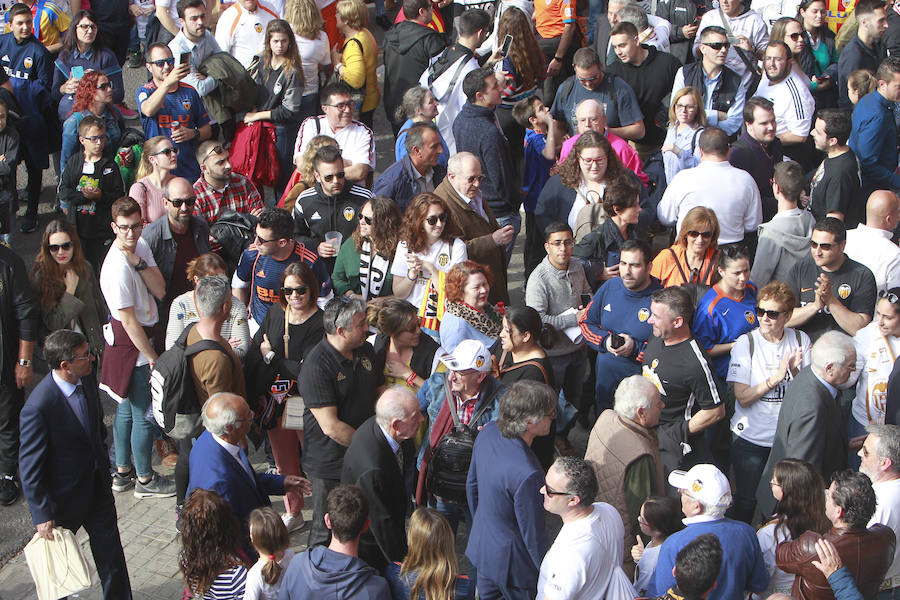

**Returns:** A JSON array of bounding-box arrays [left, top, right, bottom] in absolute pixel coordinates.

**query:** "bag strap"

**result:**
[[668, 247, 689, 283], [441, 372, 462, 429], [498, 349, 550, 385], [283, 305, 291, 360], [467, 384, 500, 427]]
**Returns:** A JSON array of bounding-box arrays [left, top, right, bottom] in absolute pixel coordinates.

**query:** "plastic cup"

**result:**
[[325, 231, 342, 252]]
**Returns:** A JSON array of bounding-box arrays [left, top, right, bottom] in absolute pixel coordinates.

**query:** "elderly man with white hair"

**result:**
[[859, 424, 900, 597], [585, 375, 665, 562], [756, 330, 858, 517], [340, 386, 423, 573], [649, 463, 770, 599]]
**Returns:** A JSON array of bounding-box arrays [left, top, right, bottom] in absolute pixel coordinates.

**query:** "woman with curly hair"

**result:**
[[333, 196, 402, 300], [440, 260, 503, 352], [60, 70, 128, 173], [129, 136, 178, 225], [30, 219, 105, 355], [535, 131, 646, 241], [385, 507, 472, 600], [392, 193, 467, 336], [180, 489, 248, 599], [279, 134, 338, 211], [757, 459, 831, 597]]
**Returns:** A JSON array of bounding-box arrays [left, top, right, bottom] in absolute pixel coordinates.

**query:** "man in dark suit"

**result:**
[[19, 330, 131, 598], [756, 330, 857, 517], [466, 381, 555, 600], [188, 392, 311, 556], [341, 387, 423, 571]]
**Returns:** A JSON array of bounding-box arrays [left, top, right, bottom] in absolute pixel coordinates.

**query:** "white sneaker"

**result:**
[[282, 513, 308, 533]]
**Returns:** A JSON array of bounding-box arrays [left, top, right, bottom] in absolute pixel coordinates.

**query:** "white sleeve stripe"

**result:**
[[689, 338, 722, 406], [785, 79, 805, 121]]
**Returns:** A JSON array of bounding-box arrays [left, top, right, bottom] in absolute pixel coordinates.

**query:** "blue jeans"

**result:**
[[495, 212, 522, 266], [113, 365, 155, 479], [879, 586, 900, 599], [728, 435, 770, 523], [587, 0, 604, 44]]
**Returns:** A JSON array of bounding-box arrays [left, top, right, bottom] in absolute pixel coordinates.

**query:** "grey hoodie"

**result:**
[[278, 546, 391, 600], [751, 208, 815, 284]]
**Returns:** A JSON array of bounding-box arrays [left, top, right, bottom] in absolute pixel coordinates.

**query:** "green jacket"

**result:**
[[332, 238, 394, 300]]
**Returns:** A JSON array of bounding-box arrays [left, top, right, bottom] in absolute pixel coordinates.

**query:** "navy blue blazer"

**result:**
[[187, 430, 285, 526], [465, 422, 548, 591], [19, 371, 109, 525]]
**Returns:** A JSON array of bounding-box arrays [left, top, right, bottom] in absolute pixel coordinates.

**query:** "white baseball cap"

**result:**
[[439, 339, 492, 373], [668, 464, 730, 506]]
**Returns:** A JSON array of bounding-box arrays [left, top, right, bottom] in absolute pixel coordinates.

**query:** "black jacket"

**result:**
[[655, 0, 706, 64], [59, 153, 124, 239], [292, 182, 373, 270], [0, 243, 37, 386], [340, 416, 416, 572], [838, 35, 884, 109], [383, 20, 446, 126], [141, 214, 211, 289], [729, 130, 783, 222]]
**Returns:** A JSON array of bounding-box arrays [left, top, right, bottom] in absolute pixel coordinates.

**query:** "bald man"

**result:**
[[187, 393, 311, 556], [340, 387, 423, 571], [845, 190, 900, 293]]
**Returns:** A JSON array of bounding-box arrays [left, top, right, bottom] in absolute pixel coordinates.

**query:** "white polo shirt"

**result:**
[[294, 115, 375, 169], [845, 223, 900, 294], [214, 1, 280, 69], [753, 69, 815, 137]]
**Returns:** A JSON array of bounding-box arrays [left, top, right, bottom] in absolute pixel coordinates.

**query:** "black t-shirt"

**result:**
[[298, 339, 382, 479], [787, 254, 877, 341], [169, 228, 199, 302], [495, 351, 556, 388], [808, 149, 864, 228], [641, 336, 723, 427]]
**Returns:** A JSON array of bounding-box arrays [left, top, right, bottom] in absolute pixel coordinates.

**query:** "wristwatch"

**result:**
[[17, 359, 32, 367], [135, 258, 148, 272]]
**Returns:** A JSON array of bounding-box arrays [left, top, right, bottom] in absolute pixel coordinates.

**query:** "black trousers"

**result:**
[[308, 476, 340, 548], [0, 382, 23, 475]]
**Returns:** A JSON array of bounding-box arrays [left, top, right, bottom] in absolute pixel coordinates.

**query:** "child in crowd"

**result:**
[[513, 96, 558, 278], [126, 0, 156, 68], [631, 496, 685, 597], [58, 115, 125, 273], [244, 507, 296, 600]]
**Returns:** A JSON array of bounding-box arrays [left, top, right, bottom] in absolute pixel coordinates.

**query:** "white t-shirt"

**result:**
[[753, 70, 815, 137], [727, 327, 811, 447], [244, 549, 296, 600], [757, 520, 795, 596], [214, 2, 279, 69], [870, 478, 900, 581], [296, 31, 331, 97], [391, 238, 467, 309], [537, 502, 625, 600], [294, 115, 375, 168], [100, 238, 159, 365], [634, 543, 661, 597], [852, 321, 900, 427], [155, 0, 182, 31]]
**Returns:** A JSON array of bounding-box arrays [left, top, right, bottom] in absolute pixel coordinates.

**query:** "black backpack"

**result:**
[[426, 375, 499, 505], [210, 210, 257, 275], [150, 323, 230, 440]]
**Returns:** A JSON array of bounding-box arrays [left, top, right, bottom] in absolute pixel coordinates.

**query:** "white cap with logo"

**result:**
[[668, 464, 730, 506], [439, 339, 492, 373]]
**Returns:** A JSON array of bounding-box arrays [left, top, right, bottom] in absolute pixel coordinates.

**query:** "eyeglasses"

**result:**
[[579, 155, 608, 165], [675, 103, 698, 111], [96, 81, 111, 91], [425, 213, 448, 226], [464, 174, 484, 184], [809, 240, 835, 250], [755, 306, 784, 319], [704, 41, 731, 51], [358, 214, 373, 225], [330, 294, 354, 330], [115, 222, 142, 233], [880, 290, 900, 303], [151, 146, 178, 157], [255, 233, 278, 245], [543, 482, 572, 496], [77, 23, 97, 30], [148, 57, 175, 67], [325, 101, 354, 111], [48, 241, 73, 253], [167, 197, 195, 208], [282, 285, 309, 296], [787, 31, 803, 40], [202, 145, 225, 163], [80, 135, 103, 143], [687, 230, 713, 239], [548, 239, 575, 247], [321, 171, 345, 183], [70, 352, 93, 361]]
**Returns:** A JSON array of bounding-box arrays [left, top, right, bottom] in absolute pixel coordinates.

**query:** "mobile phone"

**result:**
[[500, 34, 513, 57], [178, 51, 191, 67], [580, 293, 592, 307], [610, 333, 625, 349], [70, 65, 84, 79]]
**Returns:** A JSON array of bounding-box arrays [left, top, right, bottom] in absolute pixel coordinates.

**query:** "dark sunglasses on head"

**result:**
[[704, 41, 731, 51], [96, 81, 111, 91], [168, 197, 195, 208], [880, 289, 900, 303], [358, 214, 373, 225], [322, 171, 345, 183], [282, 285, 309, 296], [148, 57, 175, 67], [425, 213, 449, 226], [809, 240, 835, 250], [755, 306, 784, 319], [48, 241, 73, 253], [687, 230, 713, 239]]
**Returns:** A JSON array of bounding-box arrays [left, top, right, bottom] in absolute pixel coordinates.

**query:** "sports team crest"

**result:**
[[254, 22, 263, 32], [838, 283, 852, 299], [437, 253, 450, 267], [182, 99, 191, 111], [744, 310, 755, 325], [638, 307, 650, 322], [475, 355, 485, 368], [23, 57, 31, 69], [343, 206, 356, 221], [360, 357, 372, 371]]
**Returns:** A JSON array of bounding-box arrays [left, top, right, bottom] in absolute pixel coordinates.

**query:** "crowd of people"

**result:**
[[2, 0, 900, 597]]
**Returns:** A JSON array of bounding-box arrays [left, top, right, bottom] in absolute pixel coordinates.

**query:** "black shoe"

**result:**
[[375, 14, 392, 29], [0, 474, 19, 505], [19, 217, 36, 233], [127, 50, 144, 69], [175, 504, 184, 532]]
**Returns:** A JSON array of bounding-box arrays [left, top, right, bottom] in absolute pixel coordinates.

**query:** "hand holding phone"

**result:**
[[500, 34, 513, 57]]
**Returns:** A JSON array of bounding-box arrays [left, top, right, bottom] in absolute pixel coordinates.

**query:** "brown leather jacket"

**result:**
[[775, 525, 896, 600]]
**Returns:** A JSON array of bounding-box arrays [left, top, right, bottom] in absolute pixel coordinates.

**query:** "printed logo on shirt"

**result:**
[[181, 99, 191, 111], [838, 283, 852, 299], [337, 372, 346, 380], [438, 253, 450, 267], [254, 22, 263, 32], [638, 307, 650, 322], [801, 287, 813, 293], [138, 91, 148, 102], [744, 310, 756, 325], [361, 357, 372, 371], [603, 303, 611, 312], [642, 360, 666, 396], [310, 211, 321, 220], [256, 268, 266, 278], [23, 57, 31, 69], [343, 206, 356, 221], [1, 55, 8, 62]]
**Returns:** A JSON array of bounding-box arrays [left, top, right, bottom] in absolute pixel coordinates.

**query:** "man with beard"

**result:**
[[729, 97, 783, 222], [192, 141, 265, 224], [809, 109, 864, 228]]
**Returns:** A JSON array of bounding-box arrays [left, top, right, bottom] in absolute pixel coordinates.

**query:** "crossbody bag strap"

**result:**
[[467, 384, 501, 427], [283, 305, 290, 360], [500, 359, 550, 385], [668, 247, 689, 283]]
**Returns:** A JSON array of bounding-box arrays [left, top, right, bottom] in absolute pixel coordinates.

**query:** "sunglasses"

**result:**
[[168, 197, 195, 208], [48, 241, 73, 253], [322, 171, 345, 183], [282, 285, 309, 296], [787, 31, 803, 40], [202, 145, 225, 163], [704, 41, 731, 51], [148, 57, 175, 67], [543, 482, 572, 497], [151, 146, 178, 157], [96, 81, 111, 91], [687, 230, 713, 239], [809, 240, 835, 250], [755, 307, 784, 319], [358, 214, 373, 225], [425, 213, 448, 226], [880, 290, 900, 303]]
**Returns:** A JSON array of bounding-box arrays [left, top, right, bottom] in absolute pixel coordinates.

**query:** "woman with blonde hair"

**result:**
[[129, 136, 178, 224], [661, 87, 706, 183], [285, 0, 331, 122], [332, 0, 380, 127], [650, 206, 720, 287], [386, 508, 473, 600], [280, 134, 339, 211], [847, 68, 876, 105]]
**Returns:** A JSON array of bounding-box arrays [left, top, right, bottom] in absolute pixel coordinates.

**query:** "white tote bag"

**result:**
[[23, 527, 93, 600]]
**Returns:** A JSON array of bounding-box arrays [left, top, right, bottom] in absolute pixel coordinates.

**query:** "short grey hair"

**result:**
[[202, 393, 239, 436], [497, 381, 556, 438], [323, 296, 367, 335], [553, 456, 598, 505], [195, 274, 231, 317], [867, 424, 900, 473], [688, 489, 732, 519], [614, 375, 659, 420], [618, 3, 649, 30], [447, 151, 480, 175], [810, 330, 855, 373], [375, 386, 418, 428], [404, 122, 439, 156]]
